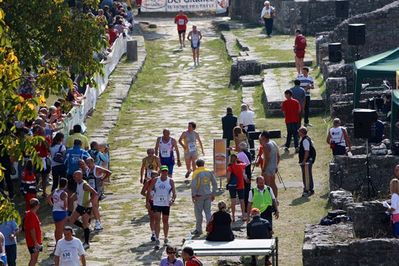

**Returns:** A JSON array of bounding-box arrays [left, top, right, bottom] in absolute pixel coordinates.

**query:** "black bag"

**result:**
[[53, 145, 65, 164]]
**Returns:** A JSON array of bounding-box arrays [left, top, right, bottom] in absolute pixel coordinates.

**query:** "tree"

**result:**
[[0, 0, 106, 223]]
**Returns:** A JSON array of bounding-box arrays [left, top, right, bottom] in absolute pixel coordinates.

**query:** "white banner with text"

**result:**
[[141, 0, 228, 12]]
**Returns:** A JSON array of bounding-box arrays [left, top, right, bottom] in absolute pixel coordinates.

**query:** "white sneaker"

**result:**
[[83, 242, 90, 249], [94, 221, 103, 231]]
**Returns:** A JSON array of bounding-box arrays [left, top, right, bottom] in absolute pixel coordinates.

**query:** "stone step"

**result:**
[[239, 75, 264, 87], [262, 60, 313, 69]]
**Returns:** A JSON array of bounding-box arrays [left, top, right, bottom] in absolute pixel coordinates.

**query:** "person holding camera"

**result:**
[[24, 198, 43, 266]]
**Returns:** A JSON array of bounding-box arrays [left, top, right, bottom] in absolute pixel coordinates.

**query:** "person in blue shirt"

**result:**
[[0, 220, 18, 266], [64, 139, 90, 194]]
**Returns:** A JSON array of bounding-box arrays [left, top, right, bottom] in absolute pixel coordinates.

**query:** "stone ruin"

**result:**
[[303, 190, 399, 266]]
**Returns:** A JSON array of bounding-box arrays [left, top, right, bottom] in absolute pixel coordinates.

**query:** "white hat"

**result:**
[[264, 1, 270, 5]]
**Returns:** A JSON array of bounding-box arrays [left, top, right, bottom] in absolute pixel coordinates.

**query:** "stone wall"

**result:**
[[230, 0, 396, 35], [327, 1, 399, 63], [303, 224, 399, 266], [329, 155, 399, 194]]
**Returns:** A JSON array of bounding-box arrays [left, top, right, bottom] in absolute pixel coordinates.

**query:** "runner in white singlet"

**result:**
[[155, 129, 182, 177], [47, 178, 68, 243], [187, 25, 203, 66]]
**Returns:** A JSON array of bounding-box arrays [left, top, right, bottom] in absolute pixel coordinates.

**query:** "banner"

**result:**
[[141, 0, 228, 12], [213, 139, 227, 178]]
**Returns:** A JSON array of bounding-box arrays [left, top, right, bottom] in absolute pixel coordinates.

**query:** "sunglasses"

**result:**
[[167, 251, 176, 254], [161, 170, 168, 172]]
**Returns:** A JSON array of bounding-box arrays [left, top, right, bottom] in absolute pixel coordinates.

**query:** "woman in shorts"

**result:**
[[47, 178, 68, 244]]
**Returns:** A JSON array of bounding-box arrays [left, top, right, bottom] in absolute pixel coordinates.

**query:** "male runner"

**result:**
[[140, 148, 161, 183], [155, 129, 181, 178], [174, 10, 188, 49], [68, 170, 98, 249], [187, 25, 202, 66], [294, 29, 307, 75], [141, 171, 158, 242], [178, 122, 205, 179], [85, 158, 112, 231], [146, 166, 176, 249]]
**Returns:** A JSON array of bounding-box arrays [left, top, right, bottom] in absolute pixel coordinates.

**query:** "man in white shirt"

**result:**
[[260, 1, 275, 37], [238, 104, 256, 157], [54, 226, 86, 266], [296, 67, 314, 127]]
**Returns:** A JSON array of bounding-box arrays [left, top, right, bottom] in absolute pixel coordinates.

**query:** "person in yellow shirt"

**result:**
[[66, 125, 89, 150]]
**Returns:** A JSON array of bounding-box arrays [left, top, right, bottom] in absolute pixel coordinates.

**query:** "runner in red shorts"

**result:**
[[174, 10, 189, 49], [294, 29, 307, 75]]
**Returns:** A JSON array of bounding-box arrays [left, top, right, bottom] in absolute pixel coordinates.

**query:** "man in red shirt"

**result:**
[[24, 198, 42, 266], [226, 154, 247, 222], [174, 10, 189, 49], [281, 90, 301, 152], [294, 29, 307, 75], [181, 247, 203, 266]]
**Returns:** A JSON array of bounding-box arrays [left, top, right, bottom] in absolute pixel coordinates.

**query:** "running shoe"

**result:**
[[191, 229, 202, 236], [164, 238, 169, 245], [151, 233, 156, 242], [83, 242, 90, 250], [94, 221, 103, 231], [155, 240, 160, 250], [185, 170, 192, 179]]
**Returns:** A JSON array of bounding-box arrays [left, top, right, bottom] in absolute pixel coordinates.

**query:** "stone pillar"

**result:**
[[127, 40, 138, 62], [326, 77, 347, 102]]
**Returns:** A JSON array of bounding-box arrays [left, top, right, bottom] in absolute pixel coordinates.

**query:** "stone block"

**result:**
[[239, 75, 264, 87], [328, 189, 354, 211], [230, 57, 262, 84], [325, 77, 347, 100]]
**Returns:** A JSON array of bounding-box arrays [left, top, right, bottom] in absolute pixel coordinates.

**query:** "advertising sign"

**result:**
[[141, 0, 228, 12], [213, 139, 227, 178]]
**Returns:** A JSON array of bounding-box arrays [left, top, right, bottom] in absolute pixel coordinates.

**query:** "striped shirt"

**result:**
[[297, 74, 314, 96]]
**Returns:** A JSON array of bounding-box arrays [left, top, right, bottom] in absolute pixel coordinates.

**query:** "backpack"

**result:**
[[309, 137, 316, 163], [53, 145, 65, 163]]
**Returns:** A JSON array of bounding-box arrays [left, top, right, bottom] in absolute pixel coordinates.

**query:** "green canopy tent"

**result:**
[[353, 48, 399, 142]]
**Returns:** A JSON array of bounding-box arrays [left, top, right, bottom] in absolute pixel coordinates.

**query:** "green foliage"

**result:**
[[0, 193, 20, 225]]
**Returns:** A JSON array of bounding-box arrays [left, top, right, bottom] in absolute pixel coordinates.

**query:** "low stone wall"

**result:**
[[329, 155, 399, 194], [230, 57, 262, 84], [303, 224, 399, 266]]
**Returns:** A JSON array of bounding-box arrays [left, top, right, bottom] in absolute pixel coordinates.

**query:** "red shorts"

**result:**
[[295, 50, 305, 59]]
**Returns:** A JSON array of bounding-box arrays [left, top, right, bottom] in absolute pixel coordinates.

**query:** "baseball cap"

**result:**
[[160, 165, 169, 171]]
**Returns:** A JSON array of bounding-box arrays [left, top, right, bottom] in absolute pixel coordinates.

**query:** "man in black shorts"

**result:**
[[174, 10, 188, 49], [146, 166, 176, 249]]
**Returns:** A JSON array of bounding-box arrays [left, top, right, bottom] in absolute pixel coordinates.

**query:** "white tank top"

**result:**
[[76, 180, 91, 208], [159, 137, 173, 159], [153, 177, 172, 207], [52, 189, 66, 212], [191, 31, 200, 46], [0, 232, 5, 257], [329, 127, 346, 146]]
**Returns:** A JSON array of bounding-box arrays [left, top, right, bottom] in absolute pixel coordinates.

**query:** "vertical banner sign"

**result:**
[[396, 70, 399, 90], [214, 139, 227, 189]]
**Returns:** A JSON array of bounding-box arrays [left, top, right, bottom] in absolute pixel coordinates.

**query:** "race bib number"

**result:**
[[188, 142, 197, 153], [146, 169, 153, 178], [155, 195, 167, 203], [88, 179, 96, 188], [62, 249, 72, 261], [160, 148, 170, 158], [178, 19, 185, 25]]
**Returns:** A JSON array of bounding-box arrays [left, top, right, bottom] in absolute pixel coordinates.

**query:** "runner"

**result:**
[[174, 10, 189, 49], [178, 122, 205, 180], [54, 226, 86, 266], [154, 129, 181, 178], [47, 178, 68, 244], [187, 25, 202, 67], [85, 158, 112, 231], [140, 148, 161, 183], [146, 166, 177, 249], [68, 170, 98, 249], [141, 171, 159, 242]]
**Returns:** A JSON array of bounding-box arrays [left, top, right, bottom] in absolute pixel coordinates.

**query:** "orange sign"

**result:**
[[213, 139, 227, 177]]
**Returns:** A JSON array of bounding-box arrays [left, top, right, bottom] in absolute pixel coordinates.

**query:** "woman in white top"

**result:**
[[47, 178, 68, 243], [326, 118, 351, 156], [187, 25, 203, 66], [387, 178, 399, 237], [50, 132, 67, 191]]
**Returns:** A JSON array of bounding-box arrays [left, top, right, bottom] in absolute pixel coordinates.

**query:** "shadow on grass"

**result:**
[[280, 150, 295, 160], [129, 242, 165, 263], [289, 196, 310, 206], [131, 214, 150, 225]]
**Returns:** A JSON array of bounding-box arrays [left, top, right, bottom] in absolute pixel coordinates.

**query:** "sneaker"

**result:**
[[183, 43, 186, 47], [304, 123, 313, 127], [155, 240, 160, 250], [185, 170, 192, 179], [308, 190, 315, 196], [191, 229, 202, 236], [164, 238, 169, 245], [295, 147, 299, 153], [83, 242, 90, 250], [284, 147, 289, 152], [180, 45, 183, 49], [302, 191, 309, 197], [151, 233, 156, 242], [94, 221, 103, 231]]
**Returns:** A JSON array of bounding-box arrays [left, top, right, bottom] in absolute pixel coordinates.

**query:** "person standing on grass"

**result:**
[[237, 142, 252, 211], [238, 103, 256, 158], [50, 132, 67, 192], [0, 219, 18, 266], [187, 25, 202, 67], [179, 122, 205, 180], [282, 90, 301, 153], [297, 67, 314, 127], [260, 1, 275, 38], [140, 148, 161, 184], [222, 107, 237, 150], [259, 131, 280, 198], [294, 29, 307, 75], [48, 178, 68, 244], [54, 226, 86, 266], [190, 159, 218, 236], [226, 154, 247, 222], [174, 10, 189, 49], [24, 198, 43, 266], [290, 79, 306, 126], [298, 127, 316, 197]]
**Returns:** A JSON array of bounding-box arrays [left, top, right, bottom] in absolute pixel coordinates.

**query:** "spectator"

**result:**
[[297, 67, 314, 127], [281, 90, 301, 152], [50, 132, 67, 192], [108, 24, 119, 47], [294, 29, 307, 75], [260, 1, 275, 38], [0, 148, 14, 199], [247, 208, 273, 266], [54, 226, 86, 266], [290, 79, 306, 125], [21, 160, 37, 210], [238, 104, 256, 157], [89, 141, 109, 168], [237, 142, 252, 211], [233, 126, 248, 151], [66, 124, 89, 150], [206, 201, 234, 241], [24, 198, 42, 266], [298, 127, 316, 197], [0, 232, 5, 266], [326, 118, 351, 156], [190, 159, 217, 236], [221, 107, 237, 149], [226, 154, 247, 222], [0, 219, 18, 266], [386, 178, 399, 238], [247, 176, 279, 226], [259, 131, 280, 198], [160, 245, 183, 266], [64, 139, 90, 195], [181, 247, 203, 266]]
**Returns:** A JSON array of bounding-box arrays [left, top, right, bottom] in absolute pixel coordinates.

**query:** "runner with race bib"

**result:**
[[155, 129, 181, 178]]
